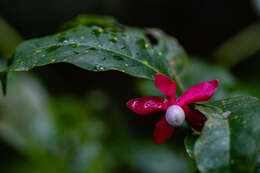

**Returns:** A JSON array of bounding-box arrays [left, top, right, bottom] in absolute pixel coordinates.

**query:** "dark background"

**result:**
[[0, 0, 258, 56], [1, 0, 259, 93]]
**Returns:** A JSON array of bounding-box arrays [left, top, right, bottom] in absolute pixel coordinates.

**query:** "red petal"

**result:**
[[126, 96, 169, 115], [153, 115, 174, 144], [154, 73, 176, 103], [183, 106, 207, 131], [177, 80, 218, 106]]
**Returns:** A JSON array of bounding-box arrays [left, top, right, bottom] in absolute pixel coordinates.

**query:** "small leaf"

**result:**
[[193, 96, 260, 173], [8, 26, 172, 80], [0, 58, 8, 95]]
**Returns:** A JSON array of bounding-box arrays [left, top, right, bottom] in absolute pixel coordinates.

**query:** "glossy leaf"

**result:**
[[8, 26, 171, 80], [193, 96, 260, 173], [146, 28, 190, 93]]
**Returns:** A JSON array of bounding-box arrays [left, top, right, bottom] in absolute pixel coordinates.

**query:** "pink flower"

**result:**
[[126, 73, 218, 144]]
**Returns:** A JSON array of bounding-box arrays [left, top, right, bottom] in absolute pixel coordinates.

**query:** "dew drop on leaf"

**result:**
[[109, 37, 118, 43], [95, 65, 105, 71], [57, 35, 69, 43], [92, 27, 103, 37], [34, 49, 42, 53], [70, 43, 80, 48]]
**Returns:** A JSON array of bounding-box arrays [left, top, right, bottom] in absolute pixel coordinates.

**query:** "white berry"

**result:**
[[166, 105, 185, 126]]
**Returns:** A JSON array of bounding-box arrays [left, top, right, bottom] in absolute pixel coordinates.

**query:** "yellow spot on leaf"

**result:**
[[98, 28, 103, 33], [143, 61, 149, 65], [232, 115, 239, 120]]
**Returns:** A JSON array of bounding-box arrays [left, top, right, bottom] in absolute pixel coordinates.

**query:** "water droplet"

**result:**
[[51, 59, 56, 62], [70, 43, 80, 48], [158, 51, 163, 56], [125, 64, 128, 67], [95, 65, 105, 71], [85, 50, 89, 53], [58, 35, 69, 43], [80, 36, 85, 40], [34, 49, 42, 53], [92, 27, 103, 37]]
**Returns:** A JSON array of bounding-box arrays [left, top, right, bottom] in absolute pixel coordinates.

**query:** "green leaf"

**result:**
[[61, 14, 122, 32], [193, 96, 260, 173], [184, 133, 199, 159], [184, 58, 236, 100], [0, 58, 8, 95], [146, 28, 190, 93], [8, 26, 171, 80]]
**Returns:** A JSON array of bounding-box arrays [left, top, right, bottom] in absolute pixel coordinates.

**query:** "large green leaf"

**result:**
[[8, 25, 171, 80], [192, 96, 260, 173], [146, 28, 190, 93]]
